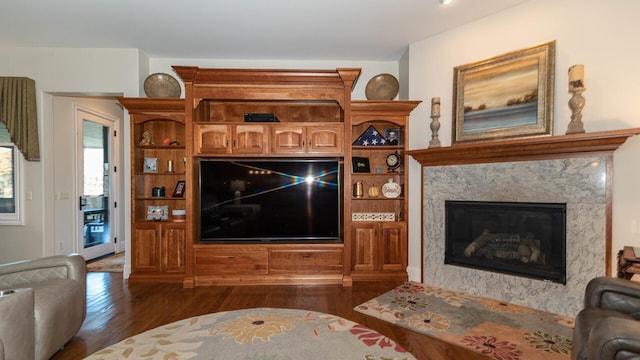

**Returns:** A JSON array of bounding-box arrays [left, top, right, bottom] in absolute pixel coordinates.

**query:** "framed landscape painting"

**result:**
[[452, 41, 555, 144]]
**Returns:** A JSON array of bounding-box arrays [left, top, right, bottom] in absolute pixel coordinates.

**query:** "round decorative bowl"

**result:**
[[144, 73, 181, 98], [365, 73, 399, 100], [172, 209, 186, 222]]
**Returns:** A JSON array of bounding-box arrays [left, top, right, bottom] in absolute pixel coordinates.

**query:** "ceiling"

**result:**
[[0, 0, 532, 61]]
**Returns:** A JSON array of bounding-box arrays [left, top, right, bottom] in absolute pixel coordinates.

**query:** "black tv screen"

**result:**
[[199, 159, 341, 242]]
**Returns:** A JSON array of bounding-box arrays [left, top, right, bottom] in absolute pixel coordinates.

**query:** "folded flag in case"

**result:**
[[352, 125, 387, 146]]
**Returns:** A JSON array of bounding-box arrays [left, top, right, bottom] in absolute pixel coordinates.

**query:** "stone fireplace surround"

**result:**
[[408, 129, 639, 316]]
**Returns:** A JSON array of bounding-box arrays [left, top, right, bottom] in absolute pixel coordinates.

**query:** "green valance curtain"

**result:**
[[0, 77, 40, 161]]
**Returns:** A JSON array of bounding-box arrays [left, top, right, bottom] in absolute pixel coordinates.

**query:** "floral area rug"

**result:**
[[355, 282, 575, 360], [85, 307, 416, 359], [86, 252, 124, 273]]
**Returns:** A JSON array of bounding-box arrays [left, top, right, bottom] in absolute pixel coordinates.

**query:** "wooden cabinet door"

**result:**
[[351, 222, 377, 271], [195, 124, 231, 155], [233, 124, 268, 154], [271, 125, 305, 154], [307, 124, 343, 154], [379, 222, 406, 271], [132, 223, 160, 273], [160, 223, 186, 273]]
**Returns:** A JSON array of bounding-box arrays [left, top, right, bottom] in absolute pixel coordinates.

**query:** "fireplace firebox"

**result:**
[[444, 201, 566, 284]]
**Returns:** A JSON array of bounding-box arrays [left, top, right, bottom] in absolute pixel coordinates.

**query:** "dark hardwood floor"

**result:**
[[52, 272, 485, 360]]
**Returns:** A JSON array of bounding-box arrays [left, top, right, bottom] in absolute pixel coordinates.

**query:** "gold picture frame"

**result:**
[[452, 41, 555, 144]]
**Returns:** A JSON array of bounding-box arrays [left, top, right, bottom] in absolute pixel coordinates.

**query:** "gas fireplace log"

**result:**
[[463, 229, 492, 256], [463, 230, 544, 264]]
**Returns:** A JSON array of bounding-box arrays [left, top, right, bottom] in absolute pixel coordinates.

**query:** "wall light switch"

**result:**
[[26, 191, 32, 200]]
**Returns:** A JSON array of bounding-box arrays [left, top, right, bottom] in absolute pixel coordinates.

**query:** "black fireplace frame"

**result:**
[[444, 200, 567, 284]]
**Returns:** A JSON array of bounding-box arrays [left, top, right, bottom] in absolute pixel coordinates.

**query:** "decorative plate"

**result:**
[[143, 73, 181, 98], [365, 73, 399, 100]]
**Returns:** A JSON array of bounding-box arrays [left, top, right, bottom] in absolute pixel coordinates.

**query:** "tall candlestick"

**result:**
[[566, 65, 586, 134], [431, 97, 441, 117], [429, 97, 442, 148], [568, 64, 584, 89]]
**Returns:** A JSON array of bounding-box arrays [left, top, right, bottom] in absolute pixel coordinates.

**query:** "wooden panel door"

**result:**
[[351, 223, 377, 271], [195, 124, 231, 155], [132, 223, 160, 273], [271, 125, 305, 154], [161, 223, 186, 273], [233, 124, 268, 154], [307, 124, 343, 154], [379, 222, 406, 271]]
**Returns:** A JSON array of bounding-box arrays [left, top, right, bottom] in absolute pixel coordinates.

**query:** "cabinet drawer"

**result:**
[[195, 249, 268, 275], [270, 249, 342, 273]]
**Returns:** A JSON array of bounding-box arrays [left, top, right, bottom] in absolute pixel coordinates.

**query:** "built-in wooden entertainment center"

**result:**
[[119, 67, 420, 287]]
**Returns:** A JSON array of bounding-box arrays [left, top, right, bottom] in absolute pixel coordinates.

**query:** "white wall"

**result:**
[[407, 0, 640, 279]]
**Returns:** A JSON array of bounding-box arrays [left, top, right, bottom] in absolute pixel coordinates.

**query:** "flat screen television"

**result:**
[[199, 158, 341, 243]]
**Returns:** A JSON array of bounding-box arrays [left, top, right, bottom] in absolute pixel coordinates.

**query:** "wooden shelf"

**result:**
[[119, 97, 187, 284], [135, 172, 186, 175], [346, 100, 420, 284], [408, 129, 640, 166], [352, 197, 404, 200], [137, 145, 186, 150], [352, 146, 403, 150], [136, 197, 185, 201]]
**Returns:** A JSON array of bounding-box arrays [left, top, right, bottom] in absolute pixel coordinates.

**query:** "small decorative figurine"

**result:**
[[140, 131, 154, 146]]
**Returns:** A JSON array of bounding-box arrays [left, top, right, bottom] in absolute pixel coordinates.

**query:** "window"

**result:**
[[0, 125, 22, 225]]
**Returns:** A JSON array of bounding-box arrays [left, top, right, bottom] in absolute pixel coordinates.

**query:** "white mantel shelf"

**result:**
[[408, 128, 640, 166]]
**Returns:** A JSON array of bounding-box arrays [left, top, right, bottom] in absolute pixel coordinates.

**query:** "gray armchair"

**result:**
[[572, 276, 640, 360], [0, 254, 86, 360]]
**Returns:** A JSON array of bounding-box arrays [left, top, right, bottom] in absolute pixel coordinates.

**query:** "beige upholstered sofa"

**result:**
[[0, 254, 86, 360]]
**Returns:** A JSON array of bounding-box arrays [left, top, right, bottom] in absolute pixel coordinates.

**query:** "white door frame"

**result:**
[[75, 105, 119, 259]]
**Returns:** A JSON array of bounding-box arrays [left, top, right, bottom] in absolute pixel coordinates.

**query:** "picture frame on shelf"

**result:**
[[146, 205, 168, 221], [383, 128, 400, 146], [143, 157, 158, 173], [352, 157, 370, 173], [452, 40, 555, 144], [172, 180, 186, 197]]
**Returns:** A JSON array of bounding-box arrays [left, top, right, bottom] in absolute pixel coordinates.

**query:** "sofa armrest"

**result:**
[[0, 288, 35, 360], [0, 254, 86, 296], [585, 276, 640, 318], [586, 316, 640, 359]]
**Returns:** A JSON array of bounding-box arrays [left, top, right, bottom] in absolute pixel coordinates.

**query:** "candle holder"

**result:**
[[429, 114, 442, 148], [429, 97, 442, 148], [566, 86, 586, 134]]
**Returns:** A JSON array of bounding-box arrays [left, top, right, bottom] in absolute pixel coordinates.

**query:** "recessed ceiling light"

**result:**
[[441, 0, 453, 4]]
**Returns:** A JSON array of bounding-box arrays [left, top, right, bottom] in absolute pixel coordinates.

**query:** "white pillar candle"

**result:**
[[568, 64, 584, 88], [431, 97, 441, 117]]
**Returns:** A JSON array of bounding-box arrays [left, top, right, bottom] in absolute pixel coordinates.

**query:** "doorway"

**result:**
[[76, 107, 117, 260]]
